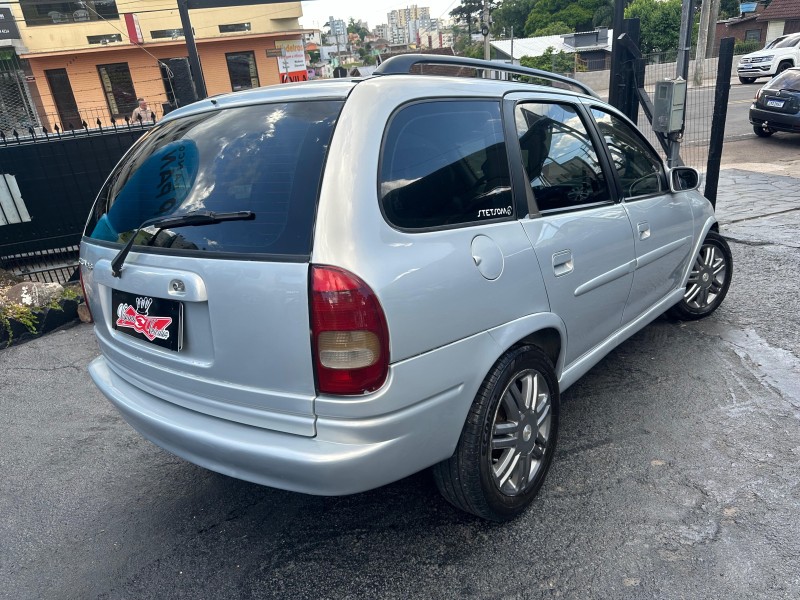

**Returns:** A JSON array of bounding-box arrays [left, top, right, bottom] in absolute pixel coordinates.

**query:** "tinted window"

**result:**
[[98, 62, 137, 119], [380, 100, 513, 229], [515, 102, 611, 212], [766, 69, 800, 91], [226, 51, 259, 91], [591, 108, 666, 199], [85, 101, 342, 257]]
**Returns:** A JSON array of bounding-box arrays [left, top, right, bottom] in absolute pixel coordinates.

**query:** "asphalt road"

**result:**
[[2, 94, 800, 600]]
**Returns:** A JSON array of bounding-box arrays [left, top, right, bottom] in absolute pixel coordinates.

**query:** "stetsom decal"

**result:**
[[477, 206, 513, 218]]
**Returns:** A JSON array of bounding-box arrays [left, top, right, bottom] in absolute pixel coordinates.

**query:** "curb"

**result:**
[[0, 298, 81, 349]]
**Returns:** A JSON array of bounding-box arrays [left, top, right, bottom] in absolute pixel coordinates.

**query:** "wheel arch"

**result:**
[[488, 313, 567, 379]]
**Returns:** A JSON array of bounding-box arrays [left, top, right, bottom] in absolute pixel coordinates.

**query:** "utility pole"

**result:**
[[670, 0, 695, 167], [693, 0, 721, 85]]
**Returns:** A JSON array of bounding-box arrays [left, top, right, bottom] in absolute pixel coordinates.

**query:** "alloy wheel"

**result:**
[[684, 242, 728, 310], [489, 369, 552, 496]]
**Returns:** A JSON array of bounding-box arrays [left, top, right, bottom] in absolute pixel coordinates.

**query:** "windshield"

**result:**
[[773, 35, 800, 49], [85, 100, 342, 257]]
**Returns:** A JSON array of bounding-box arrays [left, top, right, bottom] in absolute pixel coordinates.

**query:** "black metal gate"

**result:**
[[0, 124, 151, 282]]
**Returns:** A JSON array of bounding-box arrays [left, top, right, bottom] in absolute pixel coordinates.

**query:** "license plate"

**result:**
[[766, 99, 785, 108], [112, 290, 183, 352]]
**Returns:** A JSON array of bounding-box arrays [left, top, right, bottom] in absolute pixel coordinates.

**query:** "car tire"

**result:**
[[753, 124, 774, 137], [739, 76, 756, 84], [668, 231, 732, 321], [432, 345, 559, 522], [776, 61, 792, 75]]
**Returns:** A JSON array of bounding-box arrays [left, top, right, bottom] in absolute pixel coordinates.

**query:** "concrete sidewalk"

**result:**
[[715, 161, 800, 249]]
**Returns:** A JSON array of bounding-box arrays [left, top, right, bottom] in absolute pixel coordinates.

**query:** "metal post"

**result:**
[[609, 0, 626, 108], [676, 0, 695, 82], [704, 37, 734, 208], [670, 0, 695, 167], [623, 18, 641, 124], [510, 26, 514, 64], [178, 0, 208, 100]]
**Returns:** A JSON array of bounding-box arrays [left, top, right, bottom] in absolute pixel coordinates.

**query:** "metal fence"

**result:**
[[0, 52, 40, 136], [0, 122, 152, 283], [631, 51, 729, 172]]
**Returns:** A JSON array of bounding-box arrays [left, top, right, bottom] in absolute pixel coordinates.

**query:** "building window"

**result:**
[[151, 28, 185, 40], [219, 23, 251, 33], [226, 51, 259, 91], [97, 63, 137, 120], [45, 68, 81, 128], [87, 34, 123, 45], [745, 29, 761, 42], [21, 1, 119, 26]]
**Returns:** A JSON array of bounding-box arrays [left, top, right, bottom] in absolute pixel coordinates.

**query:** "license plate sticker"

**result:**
[[766, 99, 785, 108], [112, 290, 183, 352]]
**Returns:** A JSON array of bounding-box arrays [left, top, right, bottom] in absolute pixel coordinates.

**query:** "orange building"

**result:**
[[11, 1, 309, 129]]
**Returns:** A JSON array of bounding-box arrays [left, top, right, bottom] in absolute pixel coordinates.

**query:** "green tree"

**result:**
[[718, 0, 741, 19], [451, 0, 484, 34], [524, 0, 608, 36], [491, 0, 535, 37], [531, 21, 573, 36], [625, 0, 683, 54], [520, 47, 577, 73], [347, 17, 370, 44]]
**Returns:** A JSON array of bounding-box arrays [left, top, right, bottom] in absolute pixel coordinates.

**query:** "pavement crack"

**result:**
[[724, 237, 774, 247], [10, 365, 82, 373], [721, 205, 800, 225]]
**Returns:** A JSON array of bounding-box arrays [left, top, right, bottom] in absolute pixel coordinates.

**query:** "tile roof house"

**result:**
[[757, 0, 800, 38]]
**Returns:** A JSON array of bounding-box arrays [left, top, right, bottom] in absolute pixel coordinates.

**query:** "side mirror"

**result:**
[[668, 166, 700, 192]]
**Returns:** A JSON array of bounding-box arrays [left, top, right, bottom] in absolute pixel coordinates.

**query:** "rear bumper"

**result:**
[[88, 330, 498, 495], [749, 107, 800, 133]]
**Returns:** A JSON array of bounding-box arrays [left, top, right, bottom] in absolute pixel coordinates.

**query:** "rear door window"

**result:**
[[85, 101, 342, 257], [379, 100, 513, 229]]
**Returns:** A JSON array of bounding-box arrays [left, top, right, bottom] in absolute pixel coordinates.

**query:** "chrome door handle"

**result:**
[[552, 250, 574, 277], [637, 222, 651, 240]]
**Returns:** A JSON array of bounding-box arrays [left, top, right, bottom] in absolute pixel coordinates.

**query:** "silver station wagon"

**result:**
[[80, 55, 732, 521]]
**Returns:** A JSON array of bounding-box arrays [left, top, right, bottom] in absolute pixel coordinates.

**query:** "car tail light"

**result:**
[[310, 265, 389, 395], [79, 266, 94, 323]]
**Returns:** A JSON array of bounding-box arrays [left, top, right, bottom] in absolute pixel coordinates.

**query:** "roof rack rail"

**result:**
[[373, 54, 599, 99]]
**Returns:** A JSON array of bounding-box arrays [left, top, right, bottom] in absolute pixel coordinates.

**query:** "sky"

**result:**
[[299, 0, 460, 31]]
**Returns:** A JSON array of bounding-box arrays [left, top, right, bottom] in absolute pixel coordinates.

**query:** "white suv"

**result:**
[[738, 33, 800, 84], [80, 55, 732, 521]]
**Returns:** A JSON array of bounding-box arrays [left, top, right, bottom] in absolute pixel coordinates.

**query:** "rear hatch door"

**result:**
[[81, 99, 344, 436]]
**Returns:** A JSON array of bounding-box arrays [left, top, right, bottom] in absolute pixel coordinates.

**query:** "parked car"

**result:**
[[80, 55, 732, 522], [737, 33, 800, 84], [750, 66, 800, 137]]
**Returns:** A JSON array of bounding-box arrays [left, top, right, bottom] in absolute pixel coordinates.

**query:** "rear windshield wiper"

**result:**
[[111, 210, 255, 278]]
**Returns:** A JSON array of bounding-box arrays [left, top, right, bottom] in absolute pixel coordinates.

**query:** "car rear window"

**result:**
[[84, 100, 342, 257], [767, 69, 800, 91]]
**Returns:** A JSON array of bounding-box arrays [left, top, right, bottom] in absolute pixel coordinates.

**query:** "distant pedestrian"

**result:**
[[131, 98, 151, 122]]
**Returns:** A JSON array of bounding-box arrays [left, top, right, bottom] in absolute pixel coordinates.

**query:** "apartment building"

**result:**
[[11, 0, 309, 129], [386, 5, 437, 46]]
